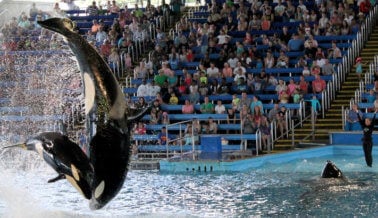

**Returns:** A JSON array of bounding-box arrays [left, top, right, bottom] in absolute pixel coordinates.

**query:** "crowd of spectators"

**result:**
[[131, 0, 373, 150]]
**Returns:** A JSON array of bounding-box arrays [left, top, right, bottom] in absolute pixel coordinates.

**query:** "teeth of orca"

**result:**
[[66, 175, 85, 198], [83, 72, 96, 115], [71, 164, 80, 181], [94, 181, 105, 199]]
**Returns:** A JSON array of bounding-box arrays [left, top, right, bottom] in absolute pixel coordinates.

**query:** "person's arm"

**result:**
[[357, 111, 364, 127]]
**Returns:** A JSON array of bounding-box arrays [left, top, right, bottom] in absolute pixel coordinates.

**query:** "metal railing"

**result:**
[[133, 117, 266, 160]]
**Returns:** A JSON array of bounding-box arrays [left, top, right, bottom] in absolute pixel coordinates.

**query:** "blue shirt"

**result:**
[[288, 39, 304, 51]]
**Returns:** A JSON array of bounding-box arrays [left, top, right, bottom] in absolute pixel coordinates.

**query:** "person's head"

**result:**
[[365, 118, 372, 126]]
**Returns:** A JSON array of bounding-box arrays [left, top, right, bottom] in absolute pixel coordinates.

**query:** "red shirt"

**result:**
[[312, 78, 326, 93]]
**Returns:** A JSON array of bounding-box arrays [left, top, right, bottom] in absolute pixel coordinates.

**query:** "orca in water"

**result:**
[[3, 132, 93, 199], [2, 17, 149, 210], [321, 160, 344, 179]]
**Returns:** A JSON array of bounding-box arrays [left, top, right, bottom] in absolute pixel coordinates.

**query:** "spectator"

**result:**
[[227, 108, 236, 126], [367, 89, 376, 104], [108, 47, 120, 74], [134, 121, 146, 135], [137, 79, 148, 97], [258, 116, 271, 151], [184, 124, 199, 145], [200, 96, 214, 114], [86, 1, 99, 16], [279, 89, 290, 104], [135, 97, 147, 109], [149, 81, 161, 97], [304, 35, 318, 57], [355, 57, 364, 81], [161, 111, 170, 124], [312, 74, 326, 93], [328, 42, 343, 59], [222, 62, 233, 78], [215, 100, 226, 114], [250, 96, 263, 115], [207, 62, 220, 78], [243, 113, 257, 134], [169, 92, 179, 105], [287, 78, 298, 96], [306, 95, 322, 121], [288, 33, 304, 51], [182, 99, 195, 114], [154, 69, 168, 87], [100, 39, 112, 59], [345, 104, 363, 131], [299, 75, 309, 94], [204, 117, 218, 134], [276, 105, 287, 137], [108, 0, 120, 14], [311, 65, 321, 76], [322, 59, 336, 75], [29, 3, 39, 18], [18, 15, 31, 29], [95, 26, 107, 46], [157, 127, 173, 145], [150, 107, 160, 125], [360, 0, 371, 14], [238, 91, 251, 111], [302, 66, 311, 77], [276, 79, 287, 94], [264, 50, 275, 68], [276, 50, 289, 68]]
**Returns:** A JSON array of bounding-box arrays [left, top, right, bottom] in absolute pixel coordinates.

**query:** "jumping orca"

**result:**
[[3, 132, 93, 199], [321, 160, 344, 179], [3, 18, 149, 210]]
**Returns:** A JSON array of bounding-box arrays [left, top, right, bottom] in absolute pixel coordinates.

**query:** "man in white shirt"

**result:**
[[149, 80, 161, 96], [137, 80, 148, 97], [233, 61, 246, 75], [207, 62, 220, 78], [216, 30, 231, 45], [227, 52, 239, 69]]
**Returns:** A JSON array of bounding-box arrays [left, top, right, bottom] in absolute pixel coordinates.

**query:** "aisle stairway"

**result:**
[[273, 26, 378, 150]]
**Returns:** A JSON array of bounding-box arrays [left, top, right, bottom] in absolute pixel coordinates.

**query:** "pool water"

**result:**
[[1, 149, 378, 217]]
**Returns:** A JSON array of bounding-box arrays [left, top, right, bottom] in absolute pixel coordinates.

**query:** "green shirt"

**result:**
[[201, 102, 214, 114], [154, 74, 168, 86]]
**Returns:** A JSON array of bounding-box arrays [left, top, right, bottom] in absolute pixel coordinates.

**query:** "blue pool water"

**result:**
[[1, 146, 378, 217]]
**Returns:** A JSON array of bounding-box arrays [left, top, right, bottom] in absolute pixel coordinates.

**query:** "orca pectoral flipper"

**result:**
[[48, 174, 66, 183]]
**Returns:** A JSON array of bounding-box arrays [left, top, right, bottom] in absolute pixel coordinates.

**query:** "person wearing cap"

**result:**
[[355, 57, 363, 81]]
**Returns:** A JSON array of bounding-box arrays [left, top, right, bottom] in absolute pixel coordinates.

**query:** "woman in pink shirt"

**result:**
[[287, 78, 298, 96], [182, 99, 195, 114]]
